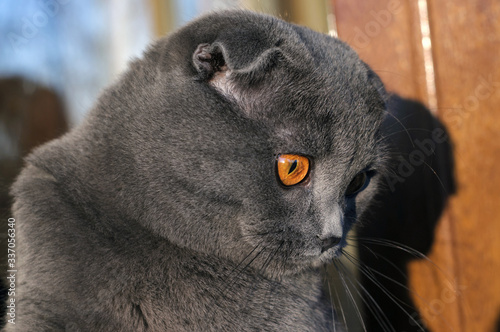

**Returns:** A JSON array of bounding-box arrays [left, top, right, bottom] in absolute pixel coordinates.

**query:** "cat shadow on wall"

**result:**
[[355, 95, 456, 331]]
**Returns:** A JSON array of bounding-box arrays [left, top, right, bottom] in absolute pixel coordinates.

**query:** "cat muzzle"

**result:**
[[320, 236, 342, 253]]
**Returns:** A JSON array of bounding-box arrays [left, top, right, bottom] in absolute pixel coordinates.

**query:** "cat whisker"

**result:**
[[331, 274, 347, 332], [380, 112, 421, 131], [275, 240, 292, 280], [335, 259, 397, 332], [344, 237, 458, 330], [343, 251, 415, 309], [332, 260, 368, 332], [380, 127, 438, 141], [259, 240, 284, 277], [378, 108, 415, 148], [324, 264, 349, 332], [383, 148, 449, 192], [323, 267, 337, 332], [206, 243, 273, 323], [323, 265, 345, 332], [212, 241, 267, 303], [419, 160, 448, 191], [248, 242, 290, 315], [350, 237, 455, 287], [225, 241, 265, 277], [353, 242, 409, 280]]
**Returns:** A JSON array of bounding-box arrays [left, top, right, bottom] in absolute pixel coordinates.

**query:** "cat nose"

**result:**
[[318, 236, 341, 253]]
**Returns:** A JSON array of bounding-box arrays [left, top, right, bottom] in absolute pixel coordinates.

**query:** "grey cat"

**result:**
[[5, 10, 388, 331]]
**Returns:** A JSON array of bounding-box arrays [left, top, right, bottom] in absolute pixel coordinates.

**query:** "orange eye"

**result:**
[[276, 154, 310, 186]]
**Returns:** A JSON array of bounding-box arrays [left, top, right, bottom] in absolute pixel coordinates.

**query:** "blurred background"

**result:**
[[0, 0, 333, 126], [0, 0, 499, 331]]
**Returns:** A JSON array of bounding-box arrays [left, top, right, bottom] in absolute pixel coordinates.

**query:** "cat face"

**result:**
[[225, 70, 387, 274], [87, 11, 387, 278]]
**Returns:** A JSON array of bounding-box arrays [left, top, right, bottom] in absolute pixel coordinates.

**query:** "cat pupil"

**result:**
[[288, 160, 298, 174]]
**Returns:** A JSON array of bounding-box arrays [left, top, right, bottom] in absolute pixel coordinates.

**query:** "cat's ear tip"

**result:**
[[192, 43, 227, 80], [194, 43, 212, 61]]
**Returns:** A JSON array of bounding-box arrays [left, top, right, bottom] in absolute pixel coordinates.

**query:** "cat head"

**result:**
[[33, 11, 387, 277]]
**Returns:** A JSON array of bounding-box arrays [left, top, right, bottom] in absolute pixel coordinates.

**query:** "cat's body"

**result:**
[[10, 176, 331, 331], [5, 11, 387, 331]]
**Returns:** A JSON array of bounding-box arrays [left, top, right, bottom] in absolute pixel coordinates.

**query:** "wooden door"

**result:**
[[331, 0, 500, 331]]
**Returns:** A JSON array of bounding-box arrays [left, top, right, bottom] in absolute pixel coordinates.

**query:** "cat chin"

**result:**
[[310, 247, 344, 268], [256, 248, 342, 278], [280, 247, 343, 274]]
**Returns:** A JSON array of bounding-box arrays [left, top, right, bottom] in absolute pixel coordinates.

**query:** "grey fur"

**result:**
[[5, 11, 387, 331]]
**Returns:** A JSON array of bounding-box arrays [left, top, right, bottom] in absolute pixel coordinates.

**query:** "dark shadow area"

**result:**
[[357, 95, 456, 331], [0, 76, 68, 328]]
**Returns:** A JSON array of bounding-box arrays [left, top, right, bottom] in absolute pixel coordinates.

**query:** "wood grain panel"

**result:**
[[332, 0, 428, 103], [332, 1, 461, 331], [409, 1, 500, 331], [333, 0, 500, 331], [334, 0, 494, 331]]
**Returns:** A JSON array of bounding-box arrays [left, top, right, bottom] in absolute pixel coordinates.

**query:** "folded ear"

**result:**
[[193, 43, 227, 81], [192, 41, 289, 106], [193, 42, 236, 101]]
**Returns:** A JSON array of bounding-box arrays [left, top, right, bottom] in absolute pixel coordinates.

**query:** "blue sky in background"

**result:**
[[175, 0, 243, 27], [0, 0, 152, 125], [177, 0, 199, 27], [0, 0, 243, 125]]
